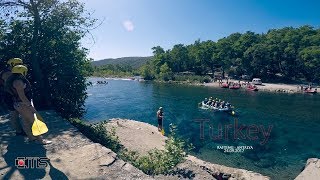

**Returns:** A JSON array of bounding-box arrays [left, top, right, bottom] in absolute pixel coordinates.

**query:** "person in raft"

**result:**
[[157, 107, 164, 132], [4, 64, 51, 145]]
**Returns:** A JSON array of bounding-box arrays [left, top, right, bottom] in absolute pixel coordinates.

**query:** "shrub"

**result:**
[[69, 119, 193, 175], [119, 124, 193, 175], [69, 118, 122, 152]]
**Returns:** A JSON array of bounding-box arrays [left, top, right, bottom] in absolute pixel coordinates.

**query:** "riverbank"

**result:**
[[104, 119, 320, 180], [0, 111, 149, 179], [1, 111, 318, 179], [105, 118, 270, 179], [203, 81, 307, 93], [89, 76, 318, 94]]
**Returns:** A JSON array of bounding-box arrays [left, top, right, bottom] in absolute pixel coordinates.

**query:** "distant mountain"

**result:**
[[91, 56, 153, 69]]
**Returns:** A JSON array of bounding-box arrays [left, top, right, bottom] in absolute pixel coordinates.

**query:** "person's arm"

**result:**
[[13, 80, 31, 105], [13, 80, 37, 113]]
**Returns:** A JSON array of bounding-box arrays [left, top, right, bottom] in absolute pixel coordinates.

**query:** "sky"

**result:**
[[79, 0, 320, 60]]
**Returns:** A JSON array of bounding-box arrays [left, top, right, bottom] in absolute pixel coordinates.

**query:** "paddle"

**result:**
[[161, 116, 165, 136], [31, 100, 48, 136]]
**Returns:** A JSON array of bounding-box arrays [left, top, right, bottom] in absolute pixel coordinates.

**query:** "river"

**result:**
[[83, 77, 320, 179]]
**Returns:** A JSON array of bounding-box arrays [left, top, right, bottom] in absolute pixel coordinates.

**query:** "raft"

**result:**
[[200, 101, 232, 112], [221, 83, 229, 88], [229, 85, 240, 89], [304, 89, 317, 94], [247, 86, 258, 91]]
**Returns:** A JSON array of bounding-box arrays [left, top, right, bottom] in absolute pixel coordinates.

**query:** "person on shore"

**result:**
[[4, 65, 51, 144], [1, 58, 26, 136], [157, 107, 164, 132], [1, 69, 26, 136]]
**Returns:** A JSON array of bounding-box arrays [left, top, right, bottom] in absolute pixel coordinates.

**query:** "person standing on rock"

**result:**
[[0, 58, 26, 136], [157, 107, 164, 132], [4, 64, 51, 144]]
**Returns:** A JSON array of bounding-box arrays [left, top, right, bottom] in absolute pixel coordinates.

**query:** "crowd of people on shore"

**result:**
[[298, 84, 317, 92], [215, 77, 318, 94]]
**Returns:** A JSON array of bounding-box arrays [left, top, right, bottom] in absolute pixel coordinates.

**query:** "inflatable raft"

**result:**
[[200, 101, 232, 112]]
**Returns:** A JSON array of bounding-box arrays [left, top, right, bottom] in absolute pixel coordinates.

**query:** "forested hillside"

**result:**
[[141, 26, 320, 83], [92, 56, 152, 69]]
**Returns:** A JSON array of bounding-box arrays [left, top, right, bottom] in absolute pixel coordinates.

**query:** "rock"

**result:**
[[222, 173, 231, 179], [0, 113, 150, 180], [295, 158, 320, 180]]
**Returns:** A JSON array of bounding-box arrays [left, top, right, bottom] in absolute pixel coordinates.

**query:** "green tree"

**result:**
[[299, 46, 320, 82], [140, 62, 155, 80], [0, 0, 96, 117], [159, 63, 173, 81], [169, 44, 189, 72]]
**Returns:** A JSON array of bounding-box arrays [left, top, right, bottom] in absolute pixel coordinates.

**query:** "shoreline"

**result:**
[[88, 76, 318, 94], [157, 80, 318, 94], [105, 118, 270, 179], [1, 111, 318, 179], [104, 118, 320, 180], [203, 81, 302, 93]]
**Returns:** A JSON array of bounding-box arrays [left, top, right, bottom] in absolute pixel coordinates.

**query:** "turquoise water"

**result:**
[[84, 77, 320, 179]]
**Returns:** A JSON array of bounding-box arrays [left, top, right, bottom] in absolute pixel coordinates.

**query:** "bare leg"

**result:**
[[14, 103, 51, 144]]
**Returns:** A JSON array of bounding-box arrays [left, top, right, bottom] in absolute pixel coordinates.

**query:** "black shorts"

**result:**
[[158, 118, 163, 126]]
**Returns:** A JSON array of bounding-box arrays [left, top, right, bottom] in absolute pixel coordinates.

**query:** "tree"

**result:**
[[0, 0, 97, 117], [147, 26, 320, 83], [159, 63, 172, 81], [140, 61, 155, 80], [169, 44, 189, 72], [299, 46, 320, 82]]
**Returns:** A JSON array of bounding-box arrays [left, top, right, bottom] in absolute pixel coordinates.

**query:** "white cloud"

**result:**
[[122, 20, 134, 32]]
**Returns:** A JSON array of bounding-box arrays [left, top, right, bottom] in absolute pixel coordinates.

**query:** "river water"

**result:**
[[84, 77, 320, 179]]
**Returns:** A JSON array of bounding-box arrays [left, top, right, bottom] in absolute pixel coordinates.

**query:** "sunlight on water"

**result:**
[[84, 77, 320, 179]]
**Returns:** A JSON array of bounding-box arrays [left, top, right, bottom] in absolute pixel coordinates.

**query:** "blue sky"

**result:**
[[79, 0, 320, 60]]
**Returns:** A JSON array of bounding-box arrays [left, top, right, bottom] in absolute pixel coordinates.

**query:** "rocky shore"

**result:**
[[0, 111, 149, 180], [1, 111, 318, 179], [295, 158, 320, 180]]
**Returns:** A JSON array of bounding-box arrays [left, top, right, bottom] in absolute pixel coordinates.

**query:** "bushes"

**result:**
[[69, 118, 122, 152], [69, 119, 193, 176], [119, 124, 193, 175]]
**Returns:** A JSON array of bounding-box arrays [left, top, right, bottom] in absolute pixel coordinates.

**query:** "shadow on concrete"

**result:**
[[1, 135, 68, 180], [0, 111, 78, 180]]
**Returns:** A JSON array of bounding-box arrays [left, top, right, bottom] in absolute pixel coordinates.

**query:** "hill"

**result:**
[[92, 56, 153, 69]]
